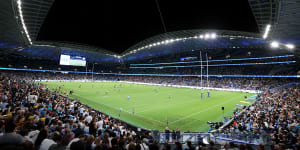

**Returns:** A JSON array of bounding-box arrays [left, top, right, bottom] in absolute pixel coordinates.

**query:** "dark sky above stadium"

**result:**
[[37, 0, 258, 53]]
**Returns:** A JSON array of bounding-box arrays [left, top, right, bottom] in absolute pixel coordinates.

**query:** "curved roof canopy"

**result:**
[[0, 0, 298, 58], [248, 0, 300, 42]]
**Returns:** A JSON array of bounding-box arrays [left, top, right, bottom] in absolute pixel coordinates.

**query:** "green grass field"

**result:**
[[42, 82, 254, 132]]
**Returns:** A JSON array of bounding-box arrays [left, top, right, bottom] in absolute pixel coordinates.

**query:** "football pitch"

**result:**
[[43, 82, 254, 132]]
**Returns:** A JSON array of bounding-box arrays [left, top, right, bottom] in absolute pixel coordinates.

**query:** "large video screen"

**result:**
[[59, 54, 86, 66]]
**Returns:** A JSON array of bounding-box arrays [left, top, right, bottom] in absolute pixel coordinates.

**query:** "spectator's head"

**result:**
[[70, 140, 86, 150], [51, 131, 62, 143], [60, 133, 72, 146], [5, 120, 16, 133], [128, 142, 136, 150], [35, 129, 48, 147]]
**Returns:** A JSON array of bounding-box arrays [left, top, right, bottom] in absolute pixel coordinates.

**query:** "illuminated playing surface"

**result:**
[[44, 82, 254, 132]]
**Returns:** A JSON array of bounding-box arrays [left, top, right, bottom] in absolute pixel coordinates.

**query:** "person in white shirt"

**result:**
[[85, 115, 93, 124], [140, 138, 149, 150], [96, 119, 103, 130], [39, 132, 61, 150], [27, 130, 40, 144]]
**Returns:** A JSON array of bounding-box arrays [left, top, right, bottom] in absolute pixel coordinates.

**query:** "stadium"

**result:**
[[0, 0, 299, 150]]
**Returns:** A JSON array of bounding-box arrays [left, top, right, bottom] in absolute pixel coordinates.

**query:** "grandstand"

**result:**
[[0, 0, 299, 150]]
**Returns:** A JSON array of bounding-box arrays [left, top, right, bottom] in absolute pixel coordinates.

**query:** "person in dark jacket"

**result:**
[[165, 127, 170, 142]]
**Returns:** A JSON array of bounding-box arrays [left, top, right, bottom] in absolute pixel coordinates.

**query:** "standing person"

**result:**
[[140, 138, 149, 150], [89, 119, 97, 137], [49, 134, 72, 150], [165, 127, 170, 142], [168, 93, 171, 99], [127, 96, 130, 101], [172, 130, 176, 143], [176, 128, 181, 142], [0, 120, 25, 145]]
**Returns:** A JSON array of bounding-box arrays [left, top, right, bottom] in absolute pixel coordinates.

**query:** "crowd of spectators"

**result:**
[[0, 70, 299, 150], [6, 71, 294, 92], [218, 85, 300, 149], [0, 72, 158, 150]]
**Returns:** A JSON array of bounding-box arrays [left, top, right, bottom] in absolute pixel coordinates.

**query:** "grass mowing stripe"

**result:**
[[169, 96, 241, 125]]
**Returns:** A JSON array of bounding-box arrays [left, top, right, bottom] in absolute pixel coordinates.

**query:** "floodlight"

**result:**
[[205, 34, 210, 39], [211, 33, 216, 39], [270, 41, 279, 48], [200, 35, 204, 39], [165, 40, 170, 44], [285, 44, 294, 49], [263, 24, 271, 39]]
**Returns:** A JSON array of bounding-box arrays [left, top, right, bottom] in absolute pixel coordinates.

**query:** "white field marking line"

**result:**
[[136, 91, 224, 114], [194, 109, 235, 131], [136, 88, 209, 112], [169, 96, 240, 125], [180, 108, 234, 130], [72, 93, 165, 125], [122, 85, 199, 110], [178, 118, 204, 129], [72, 86, 165, 125], [40, 80, 260, 94], [136, 90, 225, 113]]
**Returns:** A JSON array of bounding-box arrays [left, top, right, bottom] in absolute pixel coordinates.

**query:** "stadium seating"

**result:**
[[0, 70, 299, 150]]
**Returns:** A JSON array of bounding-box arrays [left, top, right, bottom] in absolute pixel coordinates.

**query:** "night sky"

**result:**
[[37, 0, 258, 53]]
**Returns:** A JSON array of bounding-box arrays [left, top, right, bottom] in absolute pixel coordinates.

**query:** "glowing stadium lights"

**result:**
[[17, 0, 32, 45], [165, 40, 170, 44], [205, 34, 210, 39], [285, 44, 295, 49], [270, 41, 279, 48], [263, 24, 271, 39], [210, 33, 216, 39], [170, 39, 174, 43], [200, 35, 204, 39]]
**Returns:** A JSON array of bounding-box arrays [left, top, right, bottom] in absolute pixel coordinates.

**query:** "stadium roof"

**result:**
[[33, 41, 119, 56], [0, 0, 299, 57], [121, 29, 262, 57], [248, 0, 300, 42]]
